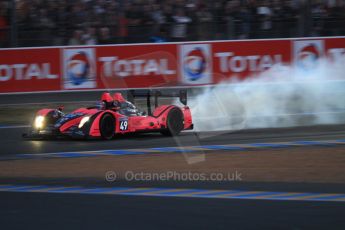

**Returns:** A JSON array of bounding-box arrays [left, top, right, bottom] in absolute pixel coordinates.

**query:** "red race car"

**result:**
[[23, 90, 193, 140]]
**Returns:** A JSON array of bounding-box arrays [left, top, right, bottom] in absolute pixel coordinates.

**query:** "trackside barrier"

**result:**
[[0, 37, 345, 94]]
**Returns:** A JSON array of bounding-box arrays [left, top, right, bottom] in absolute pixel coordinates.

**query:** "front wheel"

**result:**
[[161, 107, 184, 136], [99, 113, 115, 140]]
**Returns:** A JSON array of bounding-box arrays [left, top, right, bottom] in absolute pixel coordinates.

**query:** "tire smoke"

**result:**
[[190, 55, 345, 132]]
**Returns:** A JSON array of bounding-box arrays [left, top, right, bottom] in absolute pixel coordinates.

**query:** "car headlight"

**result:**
[[78, 116, 90, 128], [34, 116, 45, 129]]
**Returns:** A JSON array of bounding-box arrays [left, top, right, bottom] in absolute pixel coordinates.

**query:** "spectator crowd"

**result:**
[[0, 0, 345, 47]]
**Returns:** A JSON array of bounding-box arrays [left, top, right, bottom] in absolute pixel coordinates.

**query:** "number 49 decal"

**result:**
[[119, 119, 128, 131]]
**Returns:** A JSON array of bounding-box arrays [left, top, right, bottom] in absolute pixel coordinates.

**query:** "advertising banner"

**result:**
[[62, 48, 97, 90], [211, 40, 291, 83], [179, 43, 213, 85], [0, 37, 345, 93], [324, 37, 345, 60], [0, 48, 60, 93], [291, 38, 345, 79], [96, 44, 178, 89]]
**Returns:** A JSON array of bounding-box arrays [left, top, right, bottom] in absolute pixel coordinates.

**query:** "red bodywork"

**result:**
[[33, 104, 193, 139]]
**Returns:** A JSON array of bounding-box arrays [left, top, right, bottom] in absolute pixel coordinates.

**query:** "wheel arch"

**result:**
[[160, 106, 184, 136], [88, 111, 116, 138]]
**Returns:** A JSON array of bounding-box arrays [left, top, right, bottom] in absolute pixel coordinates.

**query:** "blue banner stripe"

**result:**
[[2, 139, 345, 161], [46, 187, 83, 192], [79, 188, 117, 194], [195, 190, 245, 197], [51, 153, 100, 158], [102, 150, 147, 155], [151, 147, 196, 153], [11, 155, 34, 159], [198, 145, 245, 150], [1, 184, 345, 202], [121, 188, 164, 194], [79, 187, 134, 194], [248, 143, 291, 148], [266, 193, 315, 199], [230, 192, 281, 198], [185, 190, 250, 198], [8, 185, 49, 191], [154, 189, 202, 195], [335, 139, 345, 142], [292, 141, 334, 146], [309, 195, 345, 201], [0, 185, 31, 190]]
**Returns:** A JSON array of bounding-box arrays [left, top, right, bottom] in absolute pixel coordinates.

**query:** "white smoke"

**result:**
[[190, 55, 345, 132]]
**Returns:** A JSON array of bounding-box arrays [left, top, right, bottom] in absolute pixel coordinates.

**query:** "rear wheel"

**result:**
[[100, 113, 115, 140], [161, 107, 184, 136]]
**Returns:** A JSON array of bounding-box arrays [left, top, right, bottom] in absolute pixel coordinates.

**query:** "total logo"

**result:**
[[293, 40, 324, 69], [67, 52, 90, 85], [180, 44, 212, 84], [184, 48, 207, 80], [63, 48, 96, 89]]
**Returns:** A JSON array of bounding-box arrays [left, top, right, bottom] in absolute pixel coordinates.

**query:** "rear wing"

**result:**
[[127, 89, 187, 115]]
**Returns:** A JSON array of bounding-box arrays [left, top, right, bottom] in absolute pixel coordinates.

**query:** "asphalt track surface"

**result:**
[[2, 191, 345, 230], [1, 124, 345, 156], [1, 93, 345, 229], [1, 124, 345, 229]]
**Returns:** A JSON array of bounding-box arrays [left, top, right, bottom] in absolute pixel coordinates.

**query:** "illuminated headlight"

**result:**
[[34, 116, 45, 129], [78, 116, 90, 128]]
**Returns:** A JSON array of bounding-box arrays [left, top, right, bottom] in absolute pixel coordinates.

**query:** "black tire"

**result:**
[[161, 107, 184, 136], [99, 113, 115, 140]]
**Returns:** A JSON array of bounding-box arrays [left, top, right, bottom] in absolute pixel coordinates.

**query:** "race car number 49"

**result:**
[[120, 120, 128, 131]]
